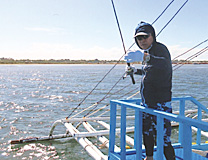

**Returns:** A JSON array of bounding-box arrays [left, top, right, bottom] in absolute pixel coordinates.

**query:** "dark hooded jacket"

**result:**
[[135, 22, 172, 107]]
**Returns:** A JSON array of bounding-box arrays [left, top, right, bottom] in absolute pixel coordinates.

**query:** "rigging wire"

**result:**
[[83, 0, 185, 118], [82, 0, 177, 118], [97, 90, 141, 117], [172, 39, 208, 61], [82, 0, 138, 118], [84, 0, 208, 118], [70, 83, 132, 118], [184, 47, 207, 61], [84, 72, 126, 117], [124, 0, 177, 51], [66, 58, 124, 118], [68, 0, 207, 120], [94, 46, 208, 118], [86, 87, 140, 118], [156, 0, 188, 37], [173, 46, 208, 71], [66, 0, 188, 118], [152, 0, 175, 25], [74, 84, 139, 128]]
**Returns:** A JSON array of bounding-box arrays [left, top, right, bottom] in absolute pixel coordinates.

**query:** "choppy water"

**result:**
[[0, 64, 207, 160]]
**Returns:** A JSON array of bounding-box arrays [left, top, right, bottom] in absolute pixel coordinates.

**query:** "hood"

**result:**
[[134, 21, 156, 49]]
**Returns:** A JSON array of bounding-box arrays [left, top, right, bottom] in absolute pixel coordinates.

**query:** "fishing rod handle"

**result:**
[[127, 63, 135, 84]]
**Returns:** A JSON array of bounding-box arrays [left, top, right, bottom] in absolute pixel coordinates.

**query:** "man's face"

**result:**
[[136, 34, 154, 50]]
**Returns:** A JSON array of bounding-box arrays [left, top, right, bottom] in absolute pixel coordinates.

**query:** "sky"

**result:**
[[0, 0, 207, 60]]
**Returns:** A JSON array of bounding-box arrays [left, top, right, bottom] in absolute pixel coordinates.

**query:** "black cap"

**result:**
[[134, 23, 152, 37]]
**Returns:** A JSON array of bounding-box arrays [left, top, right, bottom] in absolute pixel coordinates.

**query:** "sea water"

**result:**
[[0, 64, 207, 160]]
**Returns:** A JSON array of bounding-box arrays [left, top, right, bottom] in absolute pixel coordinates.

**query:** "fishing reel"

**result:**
[[123, 63, 135, 84]]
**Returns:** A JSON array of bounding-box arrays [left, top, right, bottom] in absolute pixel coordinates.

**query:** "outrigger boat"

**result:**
[[10, 96, 208, 160], [10, 0, 208, 159]]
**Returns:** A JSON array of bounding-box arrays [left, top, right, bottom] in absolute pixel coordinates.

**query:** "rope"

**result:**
[[173, 46, 208, 67]]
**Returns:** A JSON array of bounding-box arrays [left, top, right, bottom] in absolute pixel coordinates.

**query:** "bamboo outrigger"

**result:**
[[10, 96, 208, 160]]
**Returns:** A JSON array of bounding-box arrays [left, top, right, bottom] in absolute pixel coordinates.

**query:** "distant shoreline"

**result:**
[[0, 58, 207, 64]]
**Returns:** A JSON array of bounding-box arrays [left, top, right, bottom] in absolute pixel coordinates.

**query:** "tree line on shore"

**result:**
[[0, 58, 207, 64]]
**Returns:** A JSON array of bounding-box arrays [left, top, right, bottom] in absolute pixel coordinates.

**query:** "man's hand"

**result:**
[[125, 65, 136, 75], [143, 52, 150, 63]]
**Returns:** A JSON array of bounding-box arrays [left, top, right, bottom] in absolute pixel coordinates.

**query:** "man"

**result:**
[[124, 21, 175, 160]]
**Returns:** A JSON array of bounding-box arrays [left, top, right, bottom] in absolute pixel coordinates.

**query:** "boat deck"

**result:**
[[110, 148, 208, 160]]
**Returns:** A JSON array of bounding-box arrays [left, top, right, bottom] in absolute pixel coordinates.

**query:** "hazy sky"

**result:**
[[0, 0, 207, 60]]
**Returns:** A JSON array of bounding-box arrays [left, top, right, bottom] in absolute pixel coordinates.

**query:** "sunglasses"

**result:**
[[136, 34, 150, 41]]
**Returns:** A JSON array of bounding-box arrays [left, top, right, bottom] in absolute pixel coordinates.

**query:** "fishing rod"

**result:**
[[110, 0, 135, 84], [68, 0, 206, 127], [66, 0, 185, 118], [82, 0, 179, 118], [85, 44, 208, 118]]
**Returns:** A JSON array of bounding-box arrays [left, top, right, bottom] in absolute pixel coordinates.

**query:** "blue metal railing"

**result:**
[[108, 96, 208, 160]]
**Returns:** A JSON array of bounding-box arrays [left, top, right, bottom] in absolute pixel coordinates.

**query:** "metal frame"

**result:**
[[108, 96, 208, 160]]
